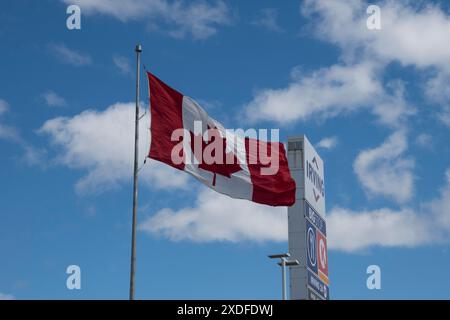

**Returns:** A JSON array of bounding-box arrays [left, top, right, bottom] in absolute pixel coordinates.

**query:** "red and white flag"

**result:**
[[147, 72, 296, 206]]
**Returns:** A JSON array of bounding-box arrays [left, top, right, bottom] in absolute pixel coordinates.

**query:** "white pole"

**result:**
[[281, 258, 287, 300], [129, 43, 142, 300]]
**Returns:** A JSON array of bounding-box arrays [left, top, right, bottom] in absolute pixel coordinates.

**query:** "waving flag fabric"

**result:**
[[147, 72, 296, 206]]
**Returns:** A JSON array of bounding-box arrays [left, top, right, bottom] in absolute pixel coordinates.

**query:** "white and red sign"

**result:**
[[303, 136, 325, 216], [305, 202, 329, 285], [317, 230, 328, 283], [147, 72, 296, 207]]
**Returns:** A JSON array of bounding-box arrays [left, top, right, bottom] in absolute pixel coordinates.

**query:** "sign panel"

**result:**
[[305, 201, 326, 236], [307, 287, 324, 300], [307, 269, 329, 300], [303, 136, 325, 217], [317, 231, 329, 283], [305, 205, 329, 285], [306, 219, 317, 274]]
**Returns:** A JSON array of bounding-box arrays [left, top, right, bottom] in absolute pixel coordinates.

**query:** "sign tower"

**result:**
[[287, 136, 329, 300]]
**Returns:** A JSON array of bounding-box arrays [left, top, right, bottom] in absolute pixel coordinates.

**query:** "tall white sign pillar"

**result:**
[[287, 136, 329, 300]]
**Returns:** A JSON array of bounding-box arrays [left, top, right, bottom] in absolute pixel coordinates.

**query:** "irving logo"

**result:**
[[306, 157, 325, 202]]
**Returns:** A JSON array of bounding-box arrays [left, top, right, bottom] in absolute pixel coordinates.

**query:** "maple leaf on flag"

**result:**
[[189, 127, 241, 186]]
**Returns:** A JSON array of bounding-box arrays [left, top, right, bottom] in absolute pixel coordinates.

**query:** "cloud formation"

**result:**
[[251, 8, 283, 33], [41, 91, 67, 107], [40, 102, 188, 194], [302, 0, 450, 68], [329, 168, 450, 251], [425, 71, 450, 127], [140, 188, 286, 243], [0, 98, 20, 142], [354, 131, 414, 203], [141, 169, 450, 252], [316, 136, 338, 150], [0, 292, 15, 300], [244, 61, 413, 127], [62, 0, 231, 40], [0, 99, 46, 166], [0, 99, 8, 115], [302, 0, 450, 125], [48, 43, 92, 66], [112, 55, 132, 75], [243, 0, 450, 126]]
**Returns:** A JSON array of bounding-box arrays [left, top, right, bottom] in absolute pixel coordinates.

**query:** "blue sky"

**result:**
[[1, 0, 450, 299]]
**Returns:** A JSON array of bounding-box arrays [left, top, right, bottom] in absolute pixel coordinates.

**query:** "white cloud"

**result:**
[[327, 207, 429, 252], [141, 168, 450, 252], [0, 99, 21, 142], [251, 8, 283, 33], [316, 136, 338, 150], [354, 131, 414, 203], [242, 1, 448, 126], [62, 0, 231, 40], [371, 80, 414, 128], [140, 188, 286, 243], [301, 0, 450, 128], [0, 292, 14, 300], [41, 91, 67, 107], [245, 62, 379, 124], [425, 71, 450, 127], [0, 124, 20, 142], [0, 98, 8, 115], [244, 1, 450, 127], [40, 102, 188, 194], [23, 145, 47, 166], [329, 168, 450, 252], [0, 99, 48, 165], [244, 61, 412, 127], [439, 112, 450, 127], [416, 133, 433, 148], [426, 72, 450, 102], [427, 170, 450, 233], [302, 0, 450, 70], [112, 55, 132, 75], [48, 43, 92, 66]]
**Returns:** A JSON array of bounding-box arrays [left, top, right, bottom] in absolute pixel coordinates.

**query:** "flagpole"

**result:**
[[129, 43, 142, 300]]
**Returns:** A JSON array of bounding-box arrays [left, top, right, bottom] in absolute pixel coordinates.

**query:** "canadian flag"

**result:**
[[147, 72, 296, 206]]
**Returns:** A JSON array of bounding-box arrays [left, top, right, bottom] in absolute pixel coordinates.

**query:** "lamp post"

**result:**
[[268, 253, 300, 300]]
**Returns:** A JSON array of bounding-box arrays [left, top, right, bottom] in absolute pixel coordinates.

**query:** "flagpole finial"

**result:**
[[135, 44, 142, 53]]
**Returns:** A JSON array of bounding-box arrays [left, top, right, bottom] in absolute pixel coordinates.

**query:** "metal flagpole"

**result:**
[[281, 258, 286, 300], [129, 43, 142, 300]]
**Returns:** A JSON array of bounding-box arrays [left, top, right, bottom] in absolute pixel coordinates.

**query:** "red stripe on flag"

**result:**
[[245, 138, 296, 206], [148, 72, 185, 170]]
